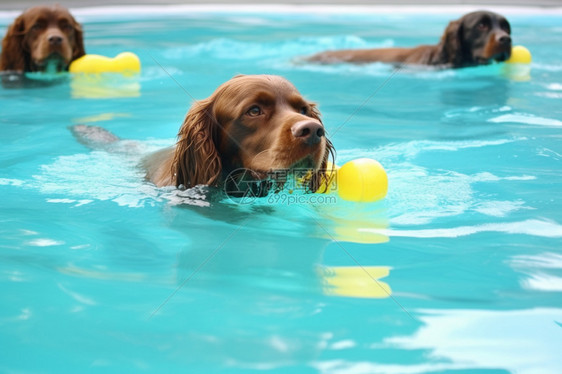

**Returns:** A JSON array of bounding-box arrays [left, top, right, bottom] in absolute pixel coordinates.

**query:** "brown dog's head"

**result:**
[[438, 11, 512, 67], [0, 5, 85, 73], [172, 75, 334, 193]]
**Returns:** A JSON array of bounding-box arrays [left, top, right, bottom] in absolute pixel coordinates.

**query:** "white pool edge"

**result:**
[[2, 4, 562, 20]]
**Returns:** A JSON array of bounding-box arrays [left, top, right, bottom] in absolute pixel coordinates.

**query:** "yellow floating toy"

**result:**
[[69, 52, 141, 75], [317, 158, 388, 203], [337, 158, 388, 202], [503, 45, 532, 81], [505, 45, 532, 64]]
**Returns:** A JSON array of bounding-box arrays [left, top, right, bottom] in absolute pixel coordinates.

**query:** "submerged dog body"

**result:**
[[0, 5, 85, 73], [307, 11, 512, 68]]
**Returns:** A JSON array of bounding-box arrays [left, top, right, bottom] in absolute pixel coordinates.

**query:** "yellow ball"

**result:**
[[337, 158, 388, 202], [69, 52, 141, 75], [505, 45, 532, 64]]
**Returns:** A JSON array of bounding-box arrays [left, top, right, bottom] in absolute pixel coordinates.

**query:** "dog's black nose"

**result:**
[[291, 120, 325, 145], [498, 34, 511, 45], [48, 35, 63, 46]]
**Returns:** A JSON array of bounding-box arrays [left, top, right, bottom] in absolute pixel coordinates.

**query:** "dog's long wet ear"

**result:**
[[70, 124, 121, 150], [71, 18, 86, 61], [309, 137, 336, 193], [0, 15, 27, 72], [437, 19, 464, 67], [305, 103, 336, 193], [172, 98, 222, 189]]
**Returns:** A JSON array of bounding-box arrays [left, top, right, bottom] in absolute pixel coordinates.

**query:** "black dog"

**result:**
[[307, 11, 512, 68]]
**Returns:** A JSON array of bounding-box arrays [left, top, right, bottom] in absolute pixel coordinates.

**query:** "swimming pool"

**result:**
[[1, 5, 561, 373]]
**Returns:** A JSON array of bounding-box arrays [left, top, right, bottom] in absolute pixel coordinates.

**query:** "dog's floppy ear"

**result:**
[[172, 98, 222, 188], [436, 19, 464, 67], [309, 137, 336, 193], [71, 18, 86, 61], [0, 14, 27, 72]]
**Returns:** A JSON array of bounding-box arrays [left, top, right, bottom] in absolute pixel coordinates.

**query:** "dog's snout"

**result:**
[[48, 34, 63, 46], [497, 33, 511, 46], [291, 120, 325, 145]]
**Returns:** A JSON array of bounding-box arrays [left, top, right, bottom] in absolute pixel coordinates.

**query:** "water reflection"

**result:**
[[385, 308, 562, 374], [169, 198, 392, 299]]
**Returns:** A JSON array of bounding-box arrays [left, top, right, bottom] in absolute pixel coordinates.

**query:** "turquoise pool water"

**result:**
[[1, 6, 562, 373]]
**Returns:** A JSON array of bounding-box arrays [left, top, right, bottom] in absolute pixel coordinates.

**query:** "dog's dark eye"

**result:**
[[31, 22, 44, 31], [299, 106, 308, 115], [246, 105, 262, 117], [477, 22, 489, 31], [60, 22, 73, 32]]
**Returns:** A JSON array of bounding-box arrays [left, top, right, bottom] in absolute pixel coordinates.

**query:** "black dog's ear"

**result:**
[[436, 20, 465, 67]]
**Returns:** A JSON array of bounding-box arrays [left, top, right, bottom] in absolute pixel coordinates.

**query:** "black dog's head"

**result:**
[[439, 11, 512, 67]]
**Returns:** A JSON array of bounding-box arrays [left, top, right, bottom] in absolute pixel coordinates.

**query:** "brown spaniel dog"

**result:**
[[144, 74, 334, 193], [307, 11, 512, 68], [72, 75, 334, 194], [0, 5, 85, 73]]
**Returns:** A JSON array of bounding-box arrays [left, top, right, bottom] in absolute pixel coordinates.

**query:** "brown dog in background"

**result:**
[[307, 11, 512, 68], [1, 5, 85, 73]]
